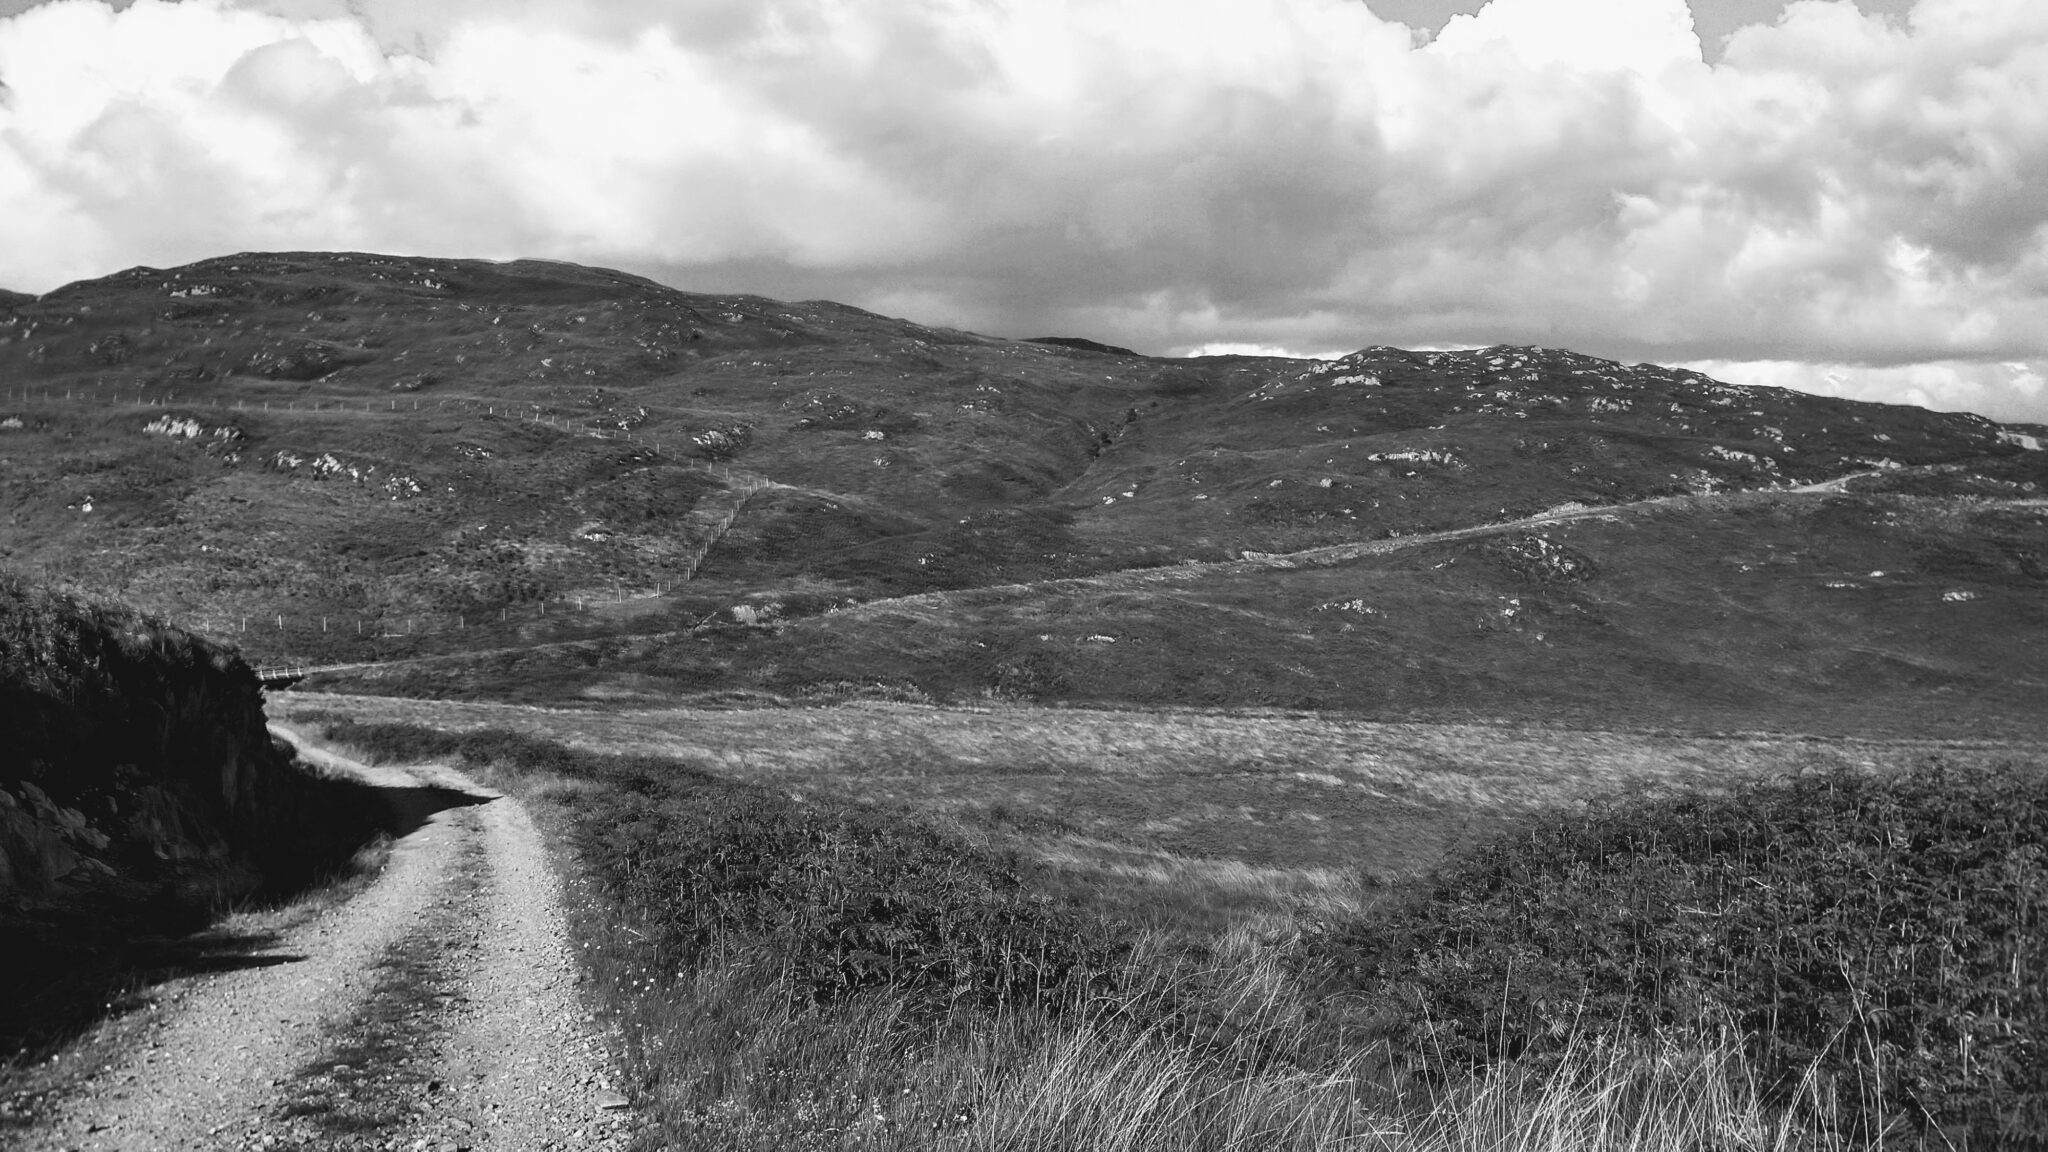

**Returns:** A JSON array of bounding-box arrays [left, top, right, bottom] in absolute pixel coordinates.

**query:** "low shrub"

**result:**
[[313, 717, 470, 766], [1305, 761, 2048, 1144], [320, 720, 1128, 1014]]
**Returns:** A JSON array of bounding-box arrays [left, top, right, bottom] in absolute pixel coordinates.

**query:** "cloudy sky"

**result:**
[[2, 0, 2044, 423]]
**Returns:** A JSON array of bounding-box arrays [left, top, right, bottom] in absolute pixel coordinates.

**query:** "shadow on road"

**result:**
[[0, 772, 491, 1081], [375, 782, 496, 838]]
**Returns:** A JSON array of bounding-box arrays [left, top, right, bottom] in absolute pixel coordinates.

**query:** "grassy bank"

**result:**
[[314, 715, 2048, 1148]]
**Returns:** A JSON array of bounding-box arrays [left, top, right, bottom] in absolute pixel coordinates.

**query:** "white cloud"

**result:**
[[0, 0, 2046, 421], [1176, 342, 1349, 360], [1681, 357, 2048, 424], [1431, 0, 1704, 78]]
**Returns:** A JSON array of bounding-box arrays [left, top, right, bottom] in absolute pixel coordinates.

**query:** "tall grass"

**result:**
[[303, 716, 2044, 1149], [565, 907, 1880, 1152]]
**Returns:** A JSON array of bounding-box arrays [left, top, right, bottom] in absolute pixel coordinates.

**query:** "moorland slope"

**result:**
[[1, 252, 2043, 732]]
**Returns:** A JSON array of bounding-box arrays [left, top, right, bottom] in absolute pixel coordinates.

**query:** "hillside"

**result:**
[[0, 253, 1187, 653], [1, 251, 2043, 732], [327, 488, 2048, 737]]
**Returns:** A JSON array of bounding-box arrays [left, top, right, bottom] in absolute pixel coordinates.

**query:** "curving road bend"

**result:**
[[15, 728, 633, 1152]]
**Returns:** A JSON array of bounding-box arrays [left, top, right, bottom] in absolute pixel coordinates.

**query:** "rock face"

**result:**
[[0, 574, 368, 922]]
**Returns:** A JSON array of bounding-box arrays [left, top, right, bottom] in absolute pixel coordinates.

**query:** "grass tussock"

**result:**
[[317, 714, 2048, 1149], [568, 916, 1882, 1152]]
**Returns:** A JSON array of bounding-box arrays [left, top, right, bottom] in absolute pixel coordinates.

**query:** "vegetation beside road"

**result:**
[[1309, 762, 2048, 1145], [314, 713, 2048, 1148]]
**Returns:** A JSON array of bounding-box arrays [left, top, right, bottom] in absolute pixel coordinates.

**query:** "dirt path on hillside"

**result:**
[[15, 729, 634, 1152], [858, 468, 1909, 610], [273, 470, 1895, 684], [274, 466, 2048, 687]]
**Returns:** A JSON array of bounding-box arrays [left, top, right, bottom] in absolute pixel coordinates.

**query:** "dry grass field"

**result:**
[[267, 692, 2037, 931]]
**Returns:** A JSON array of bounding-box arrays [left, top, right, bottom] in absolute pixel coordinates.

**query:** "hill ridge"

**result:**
[[0, 250, 2041, 729]]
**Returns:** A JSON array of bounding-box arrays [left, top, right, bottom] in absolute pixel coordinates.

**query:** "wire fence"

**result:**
[[0, 381, 745, 464], [192, 590, 666, 640], [5, 380, 783, 665], [18, 470, 773, 661], [0, 576, 674, 653]]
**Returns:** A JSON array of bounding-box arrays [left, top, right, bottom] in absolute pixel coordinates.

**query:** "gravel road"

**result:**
[[14, 728, 635, 1152]]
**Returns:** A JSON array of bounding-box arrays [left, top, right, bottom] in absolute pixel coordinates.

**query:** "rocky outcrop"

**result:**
[[1, 575, 375, 922]]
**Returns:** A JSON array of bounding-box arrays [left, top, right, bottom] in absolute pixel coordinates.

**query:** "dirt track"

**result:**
[[261, 467, 1907, 686], [15, 728, 633, 1152]]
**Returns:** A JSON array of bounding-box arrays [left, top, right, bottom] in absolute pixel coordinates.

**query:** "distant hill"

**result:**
[[327, 487, 2048, 738], [1025, 336, 1144, 357], [0, 288, 32, 311], [2, 251, 2043, 733]]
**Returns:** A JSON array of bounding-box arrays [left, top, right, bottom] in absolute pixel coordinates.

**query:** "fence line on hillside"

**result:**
[[6, 467, 780, 647], [3, 401, 780, 665], [0, 574, 698, 674], [3, 384, 789, 666], [91, 468, 776, 647], [9, 575, 672, 631], [0, 382, 748, 466]]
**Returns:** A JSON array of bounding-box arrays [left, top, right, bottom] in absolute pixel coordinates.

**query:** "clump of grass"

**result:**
[[1411, 1026, 1868, 1152], [310, 714, 471, 765], [574, 775, 1123, 1012], [1306, 761, 2048, 1145]]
